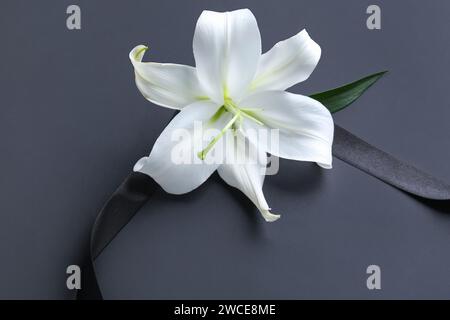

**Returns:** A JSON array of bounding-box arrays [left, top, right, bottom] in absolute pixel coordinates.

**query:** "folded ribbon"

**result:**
[[76, 124, 450, 299]]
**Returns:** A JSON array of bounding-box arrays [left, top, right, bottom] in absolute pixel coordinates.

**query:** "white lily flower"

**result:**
[[129, 9, 334, 222]]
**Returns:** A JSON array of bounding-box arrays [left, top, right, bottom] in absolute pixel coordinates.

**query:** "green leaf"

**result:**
[[309, 71, 387, 113]]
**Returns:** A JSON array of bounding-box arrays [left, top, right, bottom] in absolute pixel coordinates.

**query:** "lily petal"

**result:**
[[193, 9, 261, 104], [134, 101, 231, 194], [218, 132, 280, 222], [250, 30, 321, 92], [240, 90, 333, 168], [130, 45, 206, 110]]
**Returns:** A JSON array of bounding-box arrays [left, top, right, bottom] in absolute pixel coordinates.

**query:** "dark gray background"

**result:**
[[1, 0, 450, 299]]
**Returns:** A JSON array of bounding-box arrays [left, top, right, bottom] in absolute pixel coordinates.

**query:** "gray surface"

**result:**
[[1, 0, 450, 299]]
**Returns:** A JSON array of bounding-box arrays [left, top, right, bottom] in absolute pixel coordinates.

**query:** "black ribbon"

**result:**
[[76, 172, 159, 300], [76, 124, 450, 299]]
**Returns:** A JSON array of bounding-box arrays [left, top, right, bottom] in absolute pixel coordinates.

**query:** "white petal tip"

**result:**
[[317, 161, 332, 169], [133, 156, 148, 172], [298, 29, 309, 36], [129, 45, 149, 62], [261, 210, 281, 222]]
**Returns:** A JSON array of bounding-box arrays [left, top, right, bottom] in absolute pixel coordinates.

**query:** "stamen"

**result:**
[[240, 110, 264, 126], [208, 106, 227, 125], [197, 111, 241, 160], [197, 99, 264, 160], [225, 99, 264, 126]]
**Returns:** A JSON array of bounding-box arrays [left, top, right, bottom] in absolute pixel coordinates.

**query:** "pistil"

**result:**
[[198, 99, 264, 160], [197, 111, 241, 160]]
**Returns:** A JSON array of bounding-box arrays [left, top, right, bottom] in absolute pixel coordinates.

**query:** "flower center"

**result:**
[[197, 98, 263, 160]]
